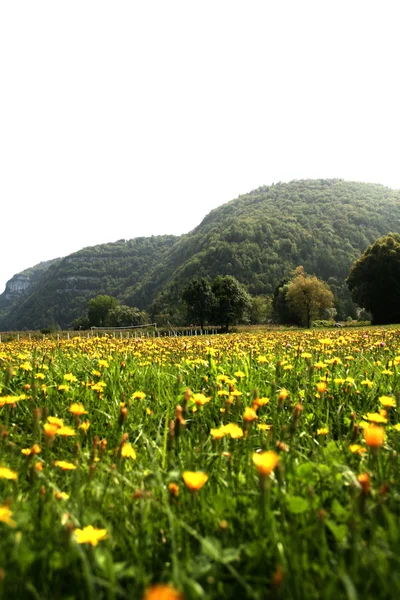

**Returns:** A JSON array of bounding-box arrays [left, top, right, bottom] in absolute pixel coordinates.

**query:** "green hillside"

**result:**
[[2, 179, 400, 330], [0, 237, 177, 330]]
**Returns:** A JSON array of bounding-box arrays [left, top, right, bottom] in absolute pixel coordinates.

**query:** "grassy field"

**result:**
[[1, 328, 400, 599]]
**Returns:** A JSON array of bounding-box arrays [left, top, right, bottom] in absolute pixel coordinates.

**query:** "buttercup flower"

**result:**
[[74, 525, 108, 546], [252, 451, 279, 476], [182, 471, 208, 492], [0, 467, 18, 481]]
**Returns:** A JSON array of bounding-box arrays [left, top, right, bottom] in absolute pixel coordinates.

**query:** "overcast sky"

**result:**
[[1, 0, 399, 293]]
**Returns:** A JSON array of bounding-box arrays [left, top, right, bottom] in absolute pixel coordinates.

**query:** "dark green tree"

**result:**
[[346, 233, 400, 324], [327, 277, 358, 321], [181, 277, 216, 329], [272, 278, 300, 325], [211, 275, 251, 331], [248, 295, 273, 324], [88, 295, 119, 327], [105, 305, 148, 327]]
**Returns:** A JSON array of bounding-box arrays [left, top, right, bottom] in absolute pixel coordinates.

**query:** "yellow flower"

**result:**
[[54, 491, 70, 501], [364, 412, 388, 425], [168, 482, 179, 497], [192, 393, 211, 406], [47, 416, 64, 428], [363, 425, 385, 448], [253, 397, 269, 408], [316, 427, 329, 436], [69, 403, 88, 416], [54, 460, 77, 470], [131, 391, 146, 400], [392, 424, 400, 432], [357, 472, 371, 494], [64, 373, 78, 382], [252, 451, 279, 476], [44, 423, 59, 438], [210, 427, 226, 440], [57, 384, 70, 392], [21, 444, 41, 457], [120, 442, 136, 460], [20, 361, 32, 371], [74, 525, 108, 546], [278, 388, 289, 401], [143, 584, 184, 600], [257, 423, 272, 431], [56, 427, 76, 437], [182, 471, 208, 492], [349, 444, 367, 455], [0, 505, 16, 528], [79, 421, 90, 432], [381, 369, 394, 376], [234, 370, 246, 379], [379, 395, 396, 408], [361, 379, 374, 388], [256, 355, 268, 363], [314, 361, 327, 370], [223, 423, 244, 439], [0, 467, 18, 481], [316, 381, 327, 394], [243, 407, 258, 422]]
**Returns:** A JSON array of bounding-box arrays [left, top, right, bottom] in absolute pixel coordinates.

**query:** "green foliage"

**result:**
[[2, 329, 400, 597], [2, 179, 400, 330], [347, 233, 400, 324], [105, 305, 148, 327], [181, 277, 216, 329], [248, 295, 273, 325], [211, 275, 251, 331], [272, 278, 300, 325], [88, 295, 119, 327], [284, 267, 335, 328]]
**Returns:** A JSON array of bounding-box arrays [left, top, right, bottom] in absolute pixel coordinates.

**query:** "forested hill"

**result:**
[[2, 179, 400, 330]]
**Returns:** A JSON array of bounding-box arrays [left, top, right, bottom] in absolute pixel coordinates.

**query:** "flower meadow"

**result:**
[[1, 329, 400, 599]]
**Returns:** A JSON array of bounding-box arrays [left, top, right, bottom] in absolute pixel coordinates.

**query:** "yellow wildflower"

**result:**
[[0, 467, 18, 481], [54, 460, 77, 470], [317, 427, 329, 436], [120, 443, 136, 460], [182, 471, 208, 492], [0, 505, 16, 528], [252, 451, 279, 476], [56, 427, 76, 437], [363, 425, 385, 448], [143, 584, 183, 600], [379, 395, 396, 408], [69, 403, 88, 416], [74, 525, 108, 546]]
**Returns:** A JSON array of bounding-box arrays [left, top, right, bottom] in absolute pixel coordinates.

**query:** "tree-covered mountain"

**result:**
[[2, 179, 400, 330]]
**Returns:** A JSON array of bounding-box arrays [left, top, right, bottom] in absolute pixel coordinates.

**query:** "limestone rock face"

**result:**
[[4, 274, 31, 298]]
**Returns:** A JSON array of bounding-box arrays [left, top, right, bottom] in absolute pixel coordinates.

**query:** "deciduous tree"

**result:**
[[286, 267, 334, 328], [211, 275, 251, 331], [181, 277, 216, 329], [346, 233, 400, 324], [88, 295, 119, 327]]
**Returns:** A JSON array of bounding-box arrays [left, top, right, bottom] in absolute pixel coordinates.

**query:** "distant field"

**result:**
[[1, 328, 400, 599]]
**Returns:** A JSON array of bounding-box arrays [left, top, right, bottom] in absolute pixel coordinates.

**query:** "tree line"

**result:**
[[73, 232, 399, 331]]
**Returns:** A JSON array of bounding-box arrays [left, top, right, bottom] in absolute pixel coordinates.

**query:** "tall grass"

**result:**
[[1, 328, 400, 599]]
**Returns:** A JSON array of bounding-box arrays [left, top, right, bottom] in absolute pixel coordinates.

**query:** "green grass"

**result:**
[[1, 328, 400, 599]]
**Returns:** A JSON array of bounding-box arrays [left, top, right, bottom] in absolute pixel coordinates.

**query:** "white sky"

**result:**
[[1, 0, 399, 293]]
